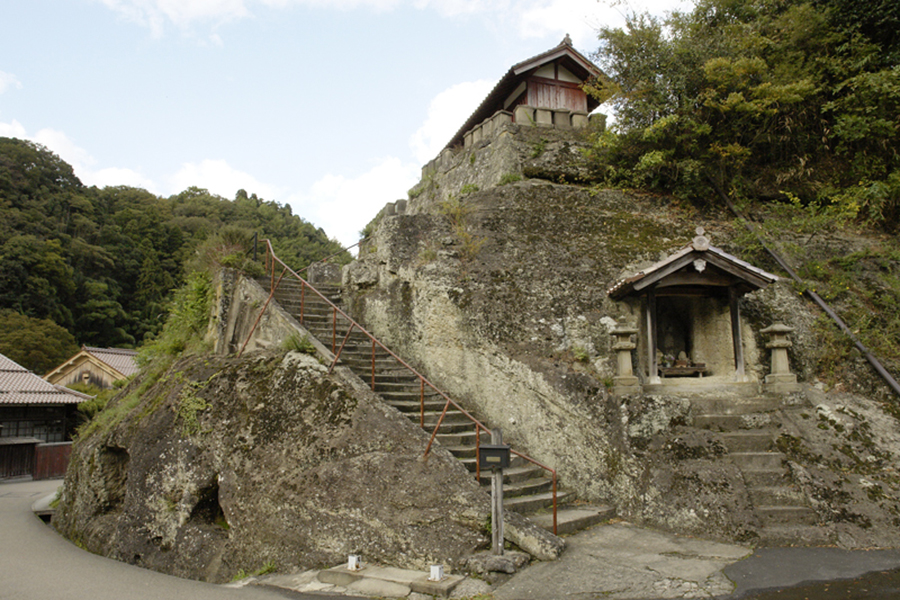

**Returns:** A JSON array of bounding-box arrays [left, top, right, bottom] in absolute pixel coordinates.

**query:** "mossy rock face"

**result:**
[[54, 351, 489, 583], [344, 121, 900, 547]]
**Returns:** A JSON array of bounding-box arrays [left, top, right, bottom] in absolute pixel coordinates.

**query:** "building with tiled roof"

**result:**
[[1, 353, 86, 442], [444, 35, 605, 152], [44, 346, 139, 390]]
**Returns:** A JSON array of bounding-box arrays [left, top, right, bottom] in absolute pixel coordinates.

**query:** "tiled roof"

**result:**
[[84, 347, 139, 377], [0, 353, 85, 405], [607, 229, 779, 299], [443, 37, 604, 151]]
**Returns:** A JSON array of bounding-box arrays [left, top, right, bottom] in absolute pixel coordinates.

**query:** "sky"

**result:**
[[0, 0, 691, 249]]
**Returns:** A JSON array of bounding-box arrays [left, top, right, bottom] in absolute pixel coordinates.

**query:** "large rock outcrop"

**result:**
[[343, 124, 900, 547], [54, 350, 490, 582]]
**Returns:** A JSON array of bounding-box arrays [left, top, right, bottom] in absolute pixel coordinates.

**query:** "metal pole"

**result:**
[[492, 428, 504, 556], [709, 178, 900, 398]]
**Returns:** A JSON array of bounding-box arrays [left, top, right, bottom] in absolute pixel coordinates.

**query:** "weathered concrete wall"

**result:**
[[213, 270, 332, 359], [406, 123, 602, 216]]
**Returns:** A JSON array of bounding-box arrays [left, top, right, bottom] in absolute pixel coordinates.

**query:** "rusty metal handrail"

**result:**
[[259, 239, 559, 534]]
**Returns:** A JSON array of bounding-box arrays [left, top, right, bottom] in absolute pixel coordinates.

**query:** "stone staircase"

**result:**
[[692, 394, 831, 545], [263, 277, 613, 536]]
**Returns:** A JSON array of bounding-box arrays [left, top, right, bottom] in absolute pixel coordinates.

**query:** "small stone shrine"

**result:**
[[608, 227, 780, 389]]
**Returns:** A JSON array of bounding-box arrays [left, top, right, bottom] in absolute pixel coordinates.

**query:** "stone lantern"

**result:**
[[611, 317, 640, 395], [761, 323, 800, 393]]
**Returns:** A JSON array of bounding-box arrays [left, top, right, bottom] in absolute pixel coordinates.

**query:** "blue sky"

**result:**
[[0, 0, 688, 248]]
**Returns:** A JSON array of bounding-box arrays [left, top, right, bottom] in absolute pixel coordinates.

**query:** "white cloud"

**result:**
[[517, 0, 610, 47], [96, 0, 690, 47], [0, 120, 157, 191], [169, 158, 280, 200], [409, 79, 494, 165], [0, 71, 22, 94], [32, 128, 97, 174], [0, 119, 28, 138], [260, 0, 401, 9], [98, 0, 249, 35], [86, 167, 158, 191], [412, 0, 493, 17], [288, 157, 420, 248]]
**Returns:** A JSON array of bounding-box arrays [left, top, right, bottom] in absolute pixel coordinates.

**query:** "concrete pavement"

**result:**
[[7, 477, 900, 600], [0, 478, 315, 600], [492, 522, 752, 600]]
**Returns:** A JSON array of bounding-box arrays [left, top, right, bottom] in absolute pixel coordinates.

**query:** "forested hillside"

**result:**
[[584, 0, 900, 388], [0, 137, 348, 373], [587, 0, 899, 230]]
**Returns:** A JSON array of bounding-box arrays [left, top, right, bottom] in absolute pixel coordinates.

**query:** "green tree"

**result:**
[[588, 0, 900, 229], [0, 309, 80, 375]]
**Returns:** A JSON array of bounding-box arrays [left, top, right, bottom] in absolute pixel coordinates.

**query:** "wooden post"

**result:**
[[729, 286, 745, 381], [646, 290, 660, 384], [492, 428, 504, 556]]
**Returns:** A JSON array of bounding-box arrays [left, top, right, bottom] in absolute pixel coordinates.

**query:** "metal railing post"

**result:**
[[420, 379, 425, 428], [475, 425, 482, 483], [552, 472, 558, 536]]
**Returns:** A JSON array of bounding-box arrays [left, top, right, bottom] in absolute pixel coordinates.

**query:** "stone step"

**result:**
[[690, 396, 781, 415], [275, 280, 341, 294], [742, 468, 790, 487], [459, 455, 530, 473], [436, 431, 490, 447], [749, 485, 807, 507], [505, 490, 575, 514], [385, 398, 447, 413], [754, 524, 835, 547], [275, 295, 341, 309], [530, 505, 616, 535], [720, 431, 774, 453], [373, 378, 435, 392], [317, 563, 464, 598], [422, 411, 476, 428], [729, 452, 786, 471], [694, 413, 775, 431], [337, 348, 395, 360], [477, 464, 546, 485], [423, 422, 475, 435], [340, 359, 402, 373], [485, 476, 553, 499], [756, 505, 817, 526]]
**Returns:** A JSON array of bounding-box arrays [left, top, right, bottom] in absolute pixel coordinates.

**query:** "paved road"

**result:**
[[0, 479, 316, 600]]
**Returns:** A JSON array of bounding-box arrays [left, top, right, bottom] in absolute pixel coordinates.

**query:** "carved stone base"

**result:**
[[613, 375, 641, 396], [764, 372, 800, 394]]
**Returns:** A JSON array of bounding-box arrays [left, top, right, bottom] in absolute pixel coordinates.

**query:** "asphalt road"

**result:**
[[0, 479, 317, 600]]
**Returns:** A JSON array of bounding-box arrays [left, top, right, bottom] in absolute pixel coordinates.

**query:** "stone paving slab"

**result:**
[[493, 521, 753, 600], [317, 564, 466, 598]]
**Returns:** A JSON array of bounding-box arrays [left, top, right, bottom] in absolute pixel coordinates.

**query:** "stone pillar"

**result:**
[[612, 318, 640, 395], [535, 108, 553, 126], [514, 105, 534, 125], [492, 110, 513, 129], [553, 108, 572, 129], [440, 148, 453, 170], [761, 323, 800, 393], [571, 112, 589, 129], [472, 125, 483, 144]]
